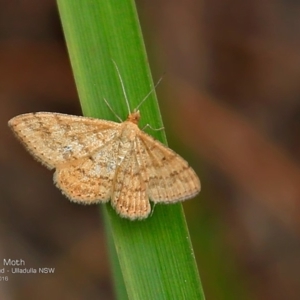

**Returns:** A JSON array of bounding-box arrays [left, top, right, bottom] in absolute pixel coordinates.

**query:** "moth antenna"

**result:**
[[103, 98, 123, 122], [135, 76, 163, 112], [112, 59, 131, 114]]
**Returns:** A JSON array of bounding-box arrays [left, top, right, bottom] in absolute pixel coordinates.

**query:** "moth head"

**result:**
[[127, 110, 140, 124]]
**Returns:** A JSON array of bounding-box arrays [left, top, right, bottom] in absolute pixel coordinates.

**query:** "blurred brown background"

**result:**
[[1, 0, 300, 299]]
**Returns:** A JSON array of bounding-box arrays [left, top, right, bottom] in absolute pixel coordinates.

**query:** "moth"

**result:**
[[8, 64, 200, 220]]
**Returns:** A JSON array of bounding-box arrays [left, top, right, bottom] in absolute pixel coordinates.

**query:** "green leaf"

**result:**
[[57, 0, 205, 299]]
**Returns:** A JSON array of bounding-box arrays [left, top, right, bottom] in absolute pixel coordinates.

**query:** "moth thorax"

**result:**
[[121, 123, 138, 142]]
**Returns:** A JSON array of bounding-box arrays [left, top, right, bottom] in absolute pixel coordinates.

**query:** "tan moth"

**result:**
[[8, 64, 200, 220]]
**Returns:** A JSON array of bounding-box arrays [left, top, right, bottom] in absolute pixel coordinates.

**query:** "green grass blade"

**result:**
[[57, 1, 205, 299]]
